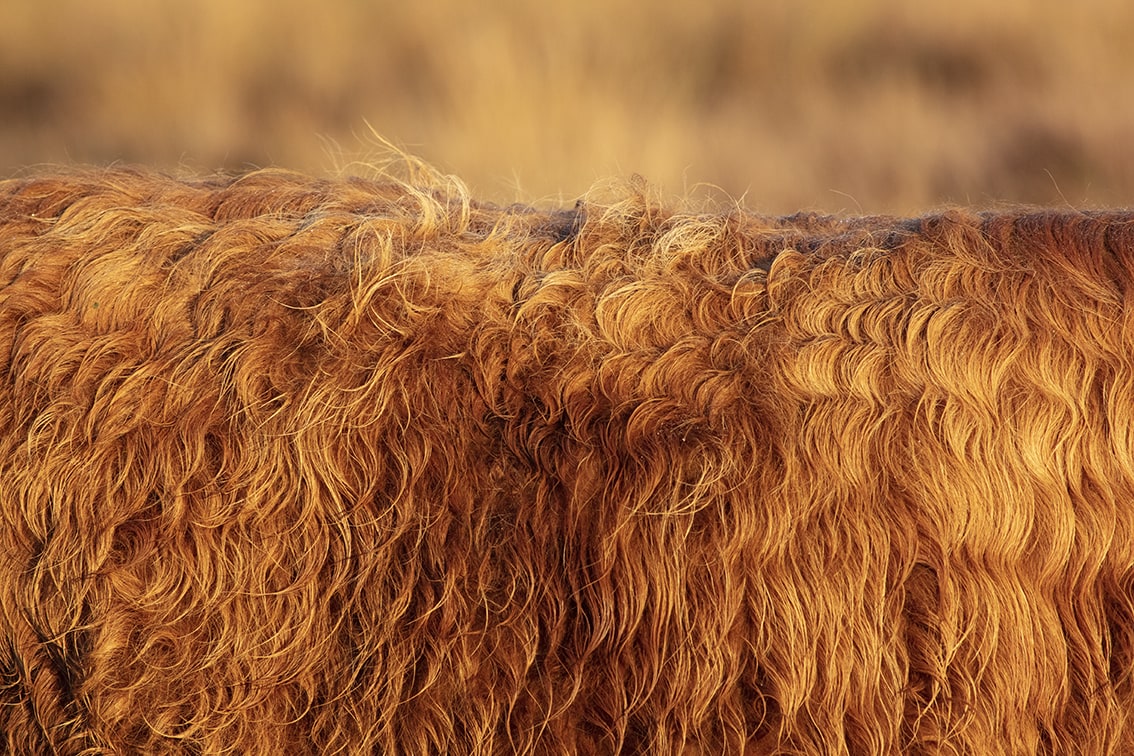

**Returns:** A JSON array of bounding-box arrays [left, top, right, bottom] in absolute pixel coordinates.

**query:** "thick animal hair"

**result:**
[[2, 165, 1134, 754]]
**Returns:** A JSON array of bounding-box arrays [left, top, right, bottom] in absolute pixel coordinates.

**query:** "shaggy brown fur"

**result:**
[[2, 167, 1134, 754]]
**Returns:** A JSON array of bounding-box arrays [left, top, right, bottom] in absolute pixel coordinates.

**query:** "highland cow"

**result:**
[[1, 166, 1134, 754]]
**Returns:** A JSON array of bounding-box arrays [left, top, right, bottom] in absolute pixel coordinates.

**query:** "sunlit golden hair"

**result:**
[[2, 166, 1134, 753]]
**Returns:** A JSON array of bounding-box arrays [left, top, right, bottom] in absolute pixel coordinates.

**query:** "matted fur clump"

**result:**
[[2, 166, 1134, 754]]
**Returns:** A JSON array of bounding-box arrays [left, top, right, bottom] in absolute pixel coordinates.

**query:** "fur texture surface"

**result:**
[[2, 167, 1134, 754]]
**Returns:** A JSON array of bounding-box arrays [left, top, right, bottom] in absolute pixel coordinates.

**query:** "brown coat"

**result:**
[[2, 167, 1132, 753]]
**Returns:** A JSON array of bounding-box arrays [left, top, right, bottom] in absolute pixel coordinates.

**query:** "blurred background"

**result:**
[[2, 0, 1132, 214]]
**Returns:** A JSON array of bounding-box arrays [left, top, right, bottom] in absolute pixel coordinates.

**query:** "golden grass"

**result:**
[[2, 0, 1133, 212]]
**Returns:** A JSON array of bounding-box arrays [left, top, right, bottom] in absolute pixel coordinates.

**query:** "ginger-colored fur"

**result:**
[[2, 167, 1134, 754]]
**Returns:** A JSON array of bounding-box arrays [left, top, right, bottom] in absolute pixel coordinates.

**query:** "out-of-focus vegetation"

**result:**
[[2, 0, 1132, 212]]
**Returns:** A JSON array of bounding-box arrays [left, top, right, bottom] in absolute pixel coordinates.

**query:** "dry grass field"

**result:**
[[1, 0, 1133, 212]]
